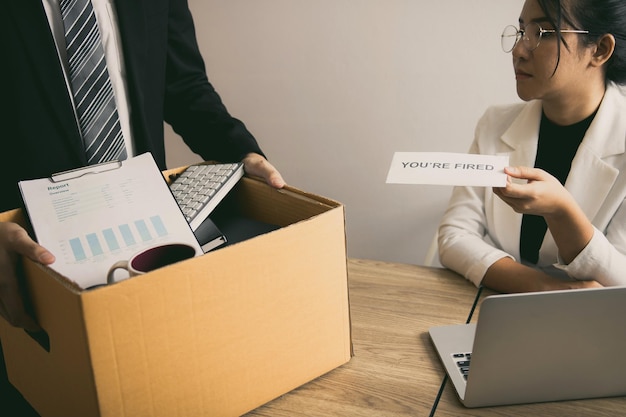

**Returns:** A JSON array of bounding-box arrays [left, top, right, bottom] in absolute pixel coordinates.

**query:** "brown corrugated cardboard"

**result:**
[[0, 173, 352, 417]]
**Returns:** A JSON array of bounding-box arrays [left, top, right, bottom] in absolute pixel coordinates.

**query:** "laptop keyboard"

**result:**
[[453, 352, 472, 380], [169, 162, 244, 231]]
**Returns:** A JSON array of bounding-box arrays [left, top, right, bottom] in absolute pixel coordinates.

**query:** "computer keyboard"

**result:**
[[169, 162, 244, 232], [453, 352, 472, 380]]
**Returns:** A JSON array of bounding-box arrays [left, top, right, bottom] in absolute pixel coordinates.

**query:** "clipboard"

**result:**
[[50, 160, 123, 182], [18, 153, 202, 289]]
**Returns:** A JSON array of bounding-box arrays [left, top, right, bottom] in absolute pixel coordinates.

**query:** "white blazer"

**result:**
[[438, 83, 626, 287]]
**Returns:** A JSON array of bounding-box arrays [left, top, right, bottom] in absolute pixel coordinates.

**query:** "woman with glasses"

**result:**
[[437, 0, 626, 293]]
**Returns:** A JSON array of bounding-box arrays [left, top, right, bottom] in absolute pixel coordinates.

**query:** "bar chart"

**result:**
[[66, 215, 169, 262]]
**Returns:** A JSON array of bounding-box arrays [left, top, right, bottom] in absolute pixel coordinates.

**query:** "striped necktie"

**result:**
[[60, 0, 127, 164]]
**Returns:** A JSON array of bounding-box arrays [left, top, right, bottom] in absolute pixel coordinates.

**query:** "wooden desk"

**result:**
[[246, 259, 626, 416]]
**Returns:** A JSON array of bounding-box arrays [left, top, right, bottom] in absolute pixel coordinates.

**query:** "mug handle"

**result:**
[[107, 260, 129, 285]]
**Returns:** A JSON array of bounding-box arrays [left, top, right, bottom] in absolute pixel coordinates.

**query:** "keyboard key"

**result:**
[[170, 162, 244, 232]]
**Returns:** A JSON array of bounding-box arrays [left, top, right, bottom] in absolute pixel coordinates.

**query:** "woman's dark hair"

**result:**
[[537, 0, 626, 84]]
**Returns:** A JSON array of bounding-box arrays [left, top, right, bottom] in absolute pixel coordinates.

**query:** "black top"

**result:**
[[519, 110, 596, 264]]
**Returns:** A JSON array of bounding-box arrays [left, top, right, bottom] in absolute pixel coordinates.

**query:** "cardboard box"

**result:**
[[0, 171, 352, 417]]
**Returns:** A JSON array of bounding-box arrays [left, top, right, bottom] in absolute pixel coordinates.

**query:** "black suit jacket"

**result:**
[[3, 0, 263, 212]]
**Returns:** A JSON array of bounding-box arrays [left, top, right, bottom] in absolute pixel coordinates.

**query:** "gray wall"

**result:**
[[165, 0, 522, 266]]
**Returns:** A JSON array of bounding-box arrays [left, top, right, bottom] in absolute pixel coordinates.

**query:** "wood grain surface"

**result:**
[[245, 259, 626, 416]]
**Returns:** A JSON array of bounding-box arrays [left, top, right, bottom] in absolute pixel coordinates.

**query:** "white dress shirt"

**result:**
[[41, 0, 135, 157]]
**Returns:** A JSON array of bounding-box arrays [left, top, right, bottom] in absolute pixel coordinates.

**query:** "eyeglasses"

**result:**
[[501, 22, 589, 53]]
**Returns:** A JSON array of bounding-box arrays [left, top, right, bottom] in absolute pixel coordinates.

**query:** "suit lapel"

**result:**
[[540, 86, 626, 262], [566, 84, 626, 228], [8, 0, 85, 162], [493, 101, 543, 259], [500, 101, 543, 167]]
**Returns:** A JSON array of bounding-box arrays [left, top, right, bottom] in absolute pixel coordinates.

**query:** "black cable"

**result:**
[[428, 285, 484, 417], [428, 374, 449, 417], [465, 285, 484, 325]]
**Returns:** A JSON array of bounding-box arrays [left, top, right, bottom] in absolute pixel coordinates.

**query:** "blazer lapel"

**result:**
[[538, 85, 626, 262], [500, 101, 543, 167], [565, 84, 626, 228], [8, 0, 85, 162], [493, 101, 543, 259]]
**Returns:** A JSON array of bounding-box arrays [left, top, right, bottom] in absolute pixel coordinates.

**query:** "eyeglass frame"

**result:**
[[501, 22, 590, 53]]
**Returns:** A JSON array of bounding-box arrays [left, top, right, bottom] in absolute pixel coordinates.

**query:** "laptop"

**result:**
[[429, 286, 626, 408]]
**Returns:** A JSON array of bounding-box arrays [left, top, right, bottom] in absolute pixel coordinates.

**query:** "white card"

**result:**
[[386, 152, 509, 187]]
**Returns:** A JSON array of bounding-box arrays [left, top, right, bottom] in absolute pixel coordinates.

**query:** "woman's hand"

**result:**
[[493, 166, 573, 216], [493, 166, 594, 263]]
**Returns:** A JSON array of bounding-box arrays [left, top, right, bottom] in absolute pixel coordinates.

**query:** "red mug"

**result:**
[[106, 243, 197, 284]]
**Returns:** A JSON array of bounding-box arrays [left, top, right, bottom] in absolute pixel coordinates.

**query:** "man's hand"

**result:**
[[0, 222, 55, 330], [242, 153, 286, 189]]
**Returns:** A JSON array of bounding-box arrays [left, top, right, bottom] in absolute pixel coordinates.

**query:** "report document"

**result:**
[[18, 153, 201, 289]]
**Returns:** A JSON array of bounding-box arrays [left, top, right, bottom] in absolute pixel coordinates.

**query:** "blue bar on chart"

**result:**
[[119, 224, 136, 246], [150, 215, 168, 237], [69, 238, 86, 261], [134, 219, 152, 242], [102, 228, 120, 251], [86, 233, 104, 256], [67, 217, 163, 262]]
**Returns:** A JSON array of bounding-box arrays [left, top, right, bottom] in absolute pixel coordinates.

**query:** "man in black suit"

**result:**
[[2, 1, 285, 413]]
